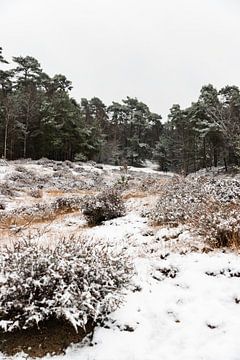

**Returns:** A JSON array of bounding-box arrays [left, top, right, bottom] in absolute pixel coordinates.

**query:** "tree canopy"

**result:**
[[0, 47, 239, 172]]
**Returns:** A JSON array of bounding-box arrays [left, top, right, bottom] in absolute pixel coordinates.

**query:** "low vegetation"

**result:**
[[0, 196, 83, 227], [0, 238, 133, 333], [149, 176, 240, 248], [82, 190, 125, 225]]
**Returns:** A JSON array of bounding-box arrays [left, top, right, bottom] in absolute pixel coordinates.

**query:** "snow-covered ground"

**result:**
[[46, 252, 240, 360], [0, 160, 240, 360]]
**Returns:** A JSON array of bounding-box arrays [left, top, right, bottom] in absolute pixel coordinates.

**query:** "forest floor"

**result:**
[[0, 160, 240, 360]]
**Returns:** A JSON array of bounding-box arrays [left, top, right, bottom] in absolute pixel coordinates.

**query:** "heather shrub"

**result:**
[[14, 165, 28, 173], [149, 177, 204, 226], [193, 204, 240, 248], [74, 166, 85, 173], [149, 176, 240, 248], [150, 176, 240, 225], [28, 189, 43, 198], [140, 176, 168, 193], [0, 196, 83, 226], [52, 196, 82, 212], [7, 170, 36, 184], [64, 160, 75, 168], [36, 158, 55, 166], [0, 238, 133, 332], [0, 183, 15, 197], [82, 190, 125, 225], [0, 201, 6, 210], [53, 169, 71, 178], [113, 174, 129, 191]]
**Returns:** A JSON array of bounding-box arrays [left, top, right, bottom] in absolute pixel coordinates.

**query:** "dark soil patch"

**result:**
[[0, 319, 94, 358]]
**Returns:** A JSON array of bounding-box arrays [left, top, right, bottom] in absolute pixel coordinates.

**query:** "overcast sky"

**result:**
[[1, 0, 240, 119]]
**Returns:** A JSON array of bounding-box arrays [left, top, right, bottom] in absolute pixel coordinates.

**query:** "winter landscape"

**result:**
[[1, 0, 240, 359], [0, 160, 240, 359]]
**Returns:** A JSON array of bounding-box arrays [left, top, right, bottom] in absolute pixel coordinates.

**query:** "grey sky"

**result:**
[[1, 0, 240, 119]]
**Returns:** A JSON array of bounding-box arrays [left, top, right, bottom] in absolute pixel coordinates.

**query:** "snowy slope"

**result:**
[[36, 252, 240, 360]]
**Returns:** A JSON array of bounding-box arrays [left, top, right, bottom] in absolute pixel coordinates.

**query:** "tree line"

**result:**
[[0, 47, 240, 173]]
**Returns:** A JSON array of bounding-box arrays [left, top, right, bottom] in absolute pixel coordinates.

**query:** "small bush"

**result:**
[[74, 166, 85, 173], [149, 177, 203, 226], [14, 165, 28, 173], [36, 158, 55, 166], [52, 196, 82, 212], [0, 239, 133, 332], [149, 176, 240, 248], [194, 204, 240, 248], [149, 176, 240, 225], [28, 189, 43, 198], [0, 196, 83, 226], [0, 183, 14, 197], [64, 160, 75, 169], [82, 190, 125, 225], [8, 171, 36, 184], [0, 201, 6, 210], [53, 169, 71, 178]]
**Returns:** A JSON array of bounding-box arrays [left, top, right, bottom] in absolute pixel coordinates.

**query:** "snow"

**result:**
[[0, 160, 240, 360], [2, 235, 240, 360], [24, 252, 239, 360], [38, 253, 240, 360]]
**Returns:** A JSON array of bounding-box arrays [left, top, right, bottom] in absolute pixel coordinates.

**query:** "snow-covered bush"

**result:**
[[82, 190, 125, 225], [113, 174, 130, 191], [14, 165, 29, 173], [139, 176, 168, 194], [64, 160, 75, 168], [202, 177, 240, 203], [52, 196, 82, 213], [149, 176, 240, 248], [0, 182, 15, 197], [149, 177, 205, 225], [150, 176, 240, 225], [0, 196, 83, 225], [28, 189, 43, 198], [0, 159, 9, 166], [53, 169, 72, 178], [36, 157, 55, 165], [8, 170, 36, 184], [193, 204, 240, 248], [0, 238, 133, 333]]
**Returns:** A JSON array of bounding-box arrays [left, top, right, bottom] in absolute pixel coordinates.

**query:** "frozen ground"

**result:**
[[0, 160, 239, 360], [46, 252, 240, 360]]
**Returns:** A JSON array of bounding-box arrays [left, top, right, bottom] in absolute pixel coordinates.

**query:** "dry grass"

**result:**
[[46, 189, 67, 197], [46, 189, 97, 197], [191, 202, 240, 249], [0, 196, 83, 229], [122, 191, 148, 200]]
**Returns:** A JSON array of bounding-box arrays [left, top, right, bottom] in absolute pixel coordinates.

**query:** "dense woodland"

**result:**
[[0, 47, 239, 173]]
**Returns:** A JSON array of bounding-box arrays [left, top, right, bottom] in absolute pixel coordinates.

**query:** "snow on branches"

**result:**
[[0, 238, 133, 333], [149, 176, 240, 248], [82, 190, 125, 225]]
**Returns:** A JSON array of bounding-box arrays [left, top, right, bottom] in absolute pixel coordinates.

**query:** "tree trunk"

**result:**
[[203, 137, 207, 169], [224, 157, 228, 172], [213, 148, 218, 167], [3, 115, 9, 159]]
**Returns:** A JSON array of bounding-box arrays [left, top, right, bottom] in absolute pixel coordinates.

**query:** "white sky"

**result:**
[[1, 0, 240, 119]]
